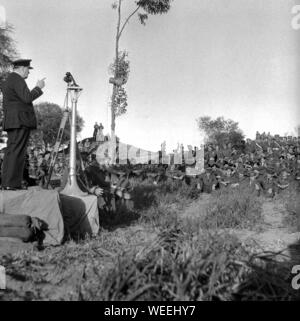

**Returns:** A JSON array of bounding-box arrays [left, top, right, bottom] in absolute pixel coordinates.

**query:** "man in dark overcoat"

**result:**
[[1, 59, 45, 190]]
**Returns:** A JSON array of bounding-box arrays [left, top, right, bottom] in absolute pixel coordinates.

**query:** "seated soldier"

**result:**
[[23, 153, 36, 187], [216, 156, 224, 168], [86, 161, 132, 211], [210, 163, 222, 189], [35, 152, 49, 188], [261, 168, 277, 198], [197, 167, 217, 193], [273, 160, 282, 177], [294, 160, 300, 182], [249, 168, 264, 196], [218, 166, 233, 189], [230, 167, 248, 188], [207, 156, 215, 168], [276, 168, 290, 193]]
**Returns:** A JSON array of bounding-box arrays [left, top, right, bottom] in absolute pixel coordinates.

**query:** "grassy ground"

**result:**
[[281, 186, 300, 232], [0, 179, 299, 301]]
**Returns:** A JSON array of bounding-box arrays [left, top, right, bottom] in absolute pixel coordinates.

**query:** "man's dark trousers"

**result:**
[[1, 127, 30, 188]]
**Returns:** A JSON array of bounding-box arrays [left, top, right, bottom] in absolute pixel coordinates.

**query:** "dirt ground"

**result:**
[[181, 194, 300, 260], [234, 200, 300, 255]]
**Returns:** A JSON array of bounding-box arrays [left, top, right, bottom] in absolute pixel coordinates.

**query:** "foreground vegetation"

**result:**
[[0, 179, 299, 301]]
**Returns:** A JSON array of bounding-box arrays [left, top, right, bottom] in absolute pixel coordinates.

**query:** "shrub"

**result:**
[[131, 180, 158, 211], [159, 179, 200, 200]]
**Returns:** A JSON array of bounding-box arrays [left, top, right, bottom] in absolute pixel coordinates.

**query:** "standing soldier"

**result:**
[[96, 123, 105, 142], [78, 140, 83, 152], [84, 138, 90, 152], [93, 122, 99, 141]]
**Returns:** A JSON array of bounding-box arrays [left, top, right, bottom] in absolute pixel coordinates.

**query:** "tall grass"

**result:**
[[130, 179, 199, 228], [281, 187, 300, 232], [91, 230, 246, 301], [2, 228, 297, 301], [201, 186, 263, 230], [1, 177, 298, 301]]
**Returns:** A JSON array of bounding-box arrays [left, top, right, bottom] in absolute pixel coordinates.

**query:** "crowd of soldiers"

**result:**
[[98, 131, 300, 198], [1, 131, 299, 200], [197, 132, 300, 196]]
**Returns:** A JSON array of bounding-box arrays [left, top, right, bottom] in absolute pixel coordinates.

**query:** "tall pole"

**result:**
[[61, 86, 87, 197], [110, 0, 122, 139]]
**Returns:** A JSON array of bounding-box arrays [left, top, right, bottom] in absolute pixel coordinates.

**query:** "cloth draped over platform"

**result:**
[[0, 188, 64, 245], [59, 194, 99, 240], [0, 187, 99, 245]]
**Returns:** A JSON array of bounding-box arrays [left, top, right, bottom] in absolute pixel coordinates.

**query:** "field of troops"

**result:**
[[2, 130, 298, 201], [1, 130, 300, 301]]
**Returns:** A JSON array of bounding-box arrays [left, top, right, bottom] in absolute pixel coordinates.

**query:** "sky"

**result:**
[[0, 0, 299, 152]]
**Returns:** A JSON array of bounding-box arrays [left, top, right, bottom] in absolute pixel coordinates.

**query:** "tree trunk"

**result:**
[[109, 0, 122, 164], [111, 0, 122, 139]]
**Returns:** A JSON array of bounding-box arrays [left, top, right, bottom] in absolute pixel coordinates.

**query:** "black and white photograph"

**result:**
[[0, 0, 300, 304]]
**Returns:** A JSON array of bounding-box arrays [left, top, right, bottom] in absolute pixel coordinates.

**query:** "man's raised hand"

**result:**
[[36, 78, 46, 89]]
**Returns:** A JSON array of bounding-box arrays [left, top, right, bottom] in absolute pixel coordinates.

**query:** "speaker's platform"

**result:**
[[0, 187, 99, 250]]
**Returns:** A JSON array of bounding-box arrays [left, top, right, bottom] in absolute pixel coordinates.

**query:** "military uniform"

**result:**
[[1, 60, 43, 189], [261, 170, 276, 198], [198, 169, 217, 193], [249, 168, 265, 196], [218, 167, 232, 189], [230, 168, 248, 188], [276, 169, 290, 193], [93, 123, 99, 141]]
